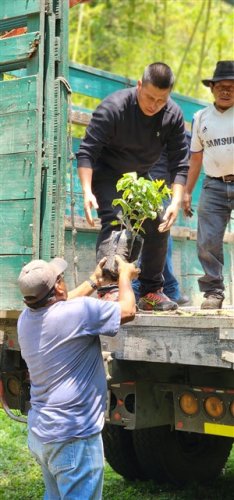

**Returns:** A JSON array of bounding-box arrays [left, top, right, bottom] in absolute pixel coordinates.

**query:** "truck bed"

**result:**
[[0, 307, 233, 370], [101, 307, 234, 369]]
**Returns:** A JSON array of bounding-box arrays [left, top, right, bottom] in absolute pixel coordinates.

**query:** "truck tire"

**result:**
[[133, 425, 233, 486], [102, 423, 146, 480], [132, 426, 168, 483]]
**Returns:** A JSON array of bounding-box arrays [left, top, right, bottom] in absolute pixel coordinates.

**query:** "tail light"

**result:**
[[204, 396, 224, 419], [179, 392, 199, 416]]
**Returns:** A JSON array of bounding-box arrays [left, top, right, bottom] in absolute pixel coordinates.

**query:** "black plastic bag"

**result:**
[[100, 229, 143, 279]]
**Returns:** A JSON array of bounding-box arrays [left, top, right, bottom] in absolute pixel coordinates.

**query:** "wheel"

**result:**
[[102, 423, 146, 480], [133, 425, 233, 486], [133, 426, 168, 483]]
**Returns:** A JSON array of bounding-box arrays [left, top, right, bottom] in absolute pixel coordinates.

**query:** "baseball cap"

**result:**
[[18, 257, 68, 304]]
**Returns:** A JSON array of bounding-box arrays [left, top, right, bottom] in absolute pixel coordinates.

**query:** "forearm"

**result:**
[[118, 273, 136, 324], [185, 152, 203, 194], [68, 277, 98, 300], [171, 183, 184, 207], [78, 166, 93, 194], [78, 166, 98, 225], [67, 258, 106, 299]]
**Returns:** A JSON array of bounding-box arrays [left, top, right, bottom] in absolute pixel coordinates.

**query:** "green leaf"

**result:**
[[111, 220, 121, 226], [111, 172, 172, 235]]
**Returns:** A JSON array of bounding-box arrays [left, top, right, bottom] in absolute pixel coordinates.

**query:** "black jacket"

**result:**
[[77, 87, 189, 185]]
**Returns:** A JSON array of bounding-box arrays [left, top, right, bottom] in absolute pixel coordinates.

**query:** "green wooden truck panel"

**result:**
[[0, 32, 40, 69], [0, 256, 32, 310], [0, 153, 36, 200], [0, 111, 38, 154], [0, 76, 38, 114], [0, 199, 34, 254], [0, 0, 42, 19], [0, 0, 69, 311]]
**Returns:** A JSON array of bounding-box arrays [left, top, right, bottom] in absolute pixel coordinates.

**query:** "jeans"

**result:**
[[132, 234, 180, 301], [28, 429, 104, 500], [197, 176, 234, 296], [92, 166, 169, 296], [162, 234, 180, 300]]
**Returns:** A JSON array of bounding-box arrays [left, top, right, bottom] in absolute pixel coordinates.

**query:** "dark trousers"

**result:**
[[92, 168, 169, 296]]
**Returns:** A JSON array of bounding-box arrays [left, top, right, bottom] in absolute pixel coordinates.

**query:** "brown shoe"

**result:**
[[201, 294, 224, 310]]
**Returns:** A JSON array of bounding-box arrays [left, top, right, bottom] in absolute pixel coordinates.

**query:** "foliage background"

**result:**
[[69, 0, 234, 101]]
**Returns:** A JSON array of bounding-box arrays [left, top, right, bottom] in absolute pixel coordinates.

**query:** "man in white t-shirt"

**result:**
[[184, 60, 234, 309]]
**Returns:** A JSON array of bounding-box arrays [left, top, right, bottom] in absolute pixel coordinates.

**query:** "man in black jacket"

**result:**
[[77, 62, 189, 311]]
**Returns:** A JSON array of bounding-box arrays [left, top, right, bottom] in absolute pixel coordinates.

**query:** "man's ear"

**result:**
[[210, 82, 214, 94], [137, 79, 142, 91], [54, 281, 64, 296]]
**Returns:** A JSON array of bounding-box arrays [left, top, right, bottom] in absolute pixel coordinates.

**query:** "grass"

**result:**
[[0, 410, 233, 500]]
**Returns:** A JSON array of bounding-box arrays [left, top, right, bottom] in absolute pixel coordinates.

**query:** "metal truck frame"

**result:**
[[0, 0, 233, 487]]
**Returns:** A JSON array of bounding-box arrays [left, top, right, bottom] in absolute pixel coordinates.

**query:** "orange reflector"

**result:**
[[179, 392, 199, 416], [204, 396, 224, 419], [230, 400, 234, 417], [113, 412, 121, 421]]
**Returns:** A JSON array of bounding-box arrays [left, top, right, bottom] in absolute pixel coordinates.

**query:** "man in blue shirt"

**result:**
[[17, 255, 138, 499]]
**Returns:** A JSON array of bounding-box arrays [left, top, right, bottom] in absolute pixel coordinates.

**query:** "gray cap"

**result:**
[[18, 258, 68, 304]]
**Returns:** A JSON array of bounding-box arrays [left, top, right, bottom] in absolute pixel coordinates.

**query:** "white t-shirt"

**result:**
[[191, 104, 234, 177]]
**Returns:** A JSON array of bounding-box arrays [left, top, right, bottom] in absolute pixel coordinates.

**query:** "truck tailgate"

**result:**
[[101, 308, 234, 369]]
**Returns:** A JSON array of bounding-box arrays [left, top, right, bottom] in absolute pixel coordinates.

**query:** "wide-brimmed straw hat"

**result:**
[[202, 60, 234, 87]]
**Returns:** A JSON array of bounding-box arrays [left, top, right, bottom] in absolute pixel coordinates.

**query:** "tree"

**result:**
[[69, 0, 234, 100]]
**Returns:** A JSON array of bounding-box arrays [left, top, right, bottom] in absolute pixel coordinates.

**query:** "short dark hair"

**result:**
[[142, 62, 174, 89]]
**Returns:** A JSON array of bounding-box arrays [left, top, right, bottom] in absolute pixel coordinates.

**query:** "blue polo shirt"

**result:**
[[17, 297, 121, 443]]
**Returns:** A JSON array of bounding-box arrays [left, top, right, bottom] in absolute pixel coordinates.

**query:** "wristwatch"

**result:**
[[87, 278, 98, 290]]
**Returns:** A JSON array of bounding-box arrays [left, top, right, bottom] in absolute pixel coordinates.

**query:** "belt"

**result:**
[[209, 175, 234, 183]]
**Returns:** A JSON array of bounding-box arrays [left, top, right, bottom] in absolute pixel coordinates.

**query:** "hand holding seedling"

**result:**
[[158, 202, 180, 233]]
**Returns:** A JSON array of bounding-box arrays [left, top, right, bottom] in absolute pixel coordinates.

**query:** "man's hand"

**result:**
[[90, 257, 107, 288], [84, 191, 99, 226], [115, 255, 140, 280], [183, 192, 193, 217], [182, 151, 203, 217], [158, 202, 180, 233]]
